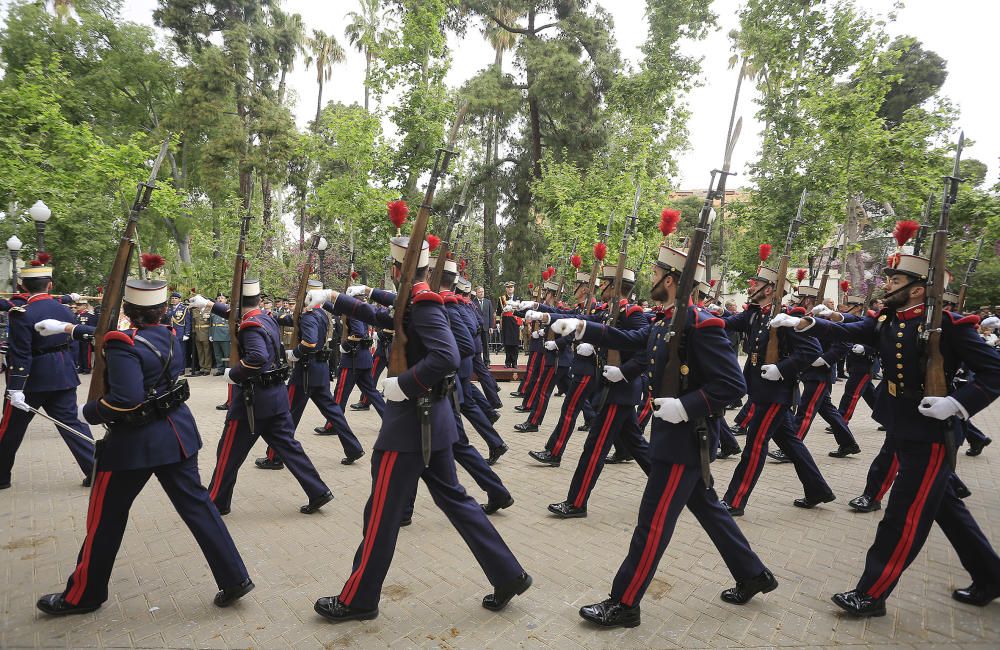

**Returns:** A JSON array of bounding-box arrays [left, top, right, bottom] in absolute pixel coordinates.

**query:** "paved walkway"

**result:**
[[1, 374, 998, 649]]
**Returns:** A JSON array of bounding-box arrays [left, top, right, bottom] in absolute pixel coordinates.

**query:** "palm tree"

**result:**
[[273, 10, 307, 103], [304, 29, 346, 127], [344, 0, 383, 112]]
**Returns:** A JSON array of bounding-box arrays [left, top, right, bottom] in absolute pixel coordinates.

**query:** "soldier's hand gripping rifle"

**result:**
[[390, 102, 469, 467], [957, 234, 983, 312], [764, 189, 806, 364], [292, 234, 321, 391], [430, 176, 472, 291], [88, 137, 170, 403], [923, 132, 965, 470], [229, 176, 254, 431]]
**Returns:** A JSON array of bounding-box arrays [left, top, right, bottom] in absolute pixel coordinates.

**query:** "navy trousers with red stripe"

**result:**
[[358, 354, 387, 407], [544, 373, 596, 458], [855, 440, 1000, 600], [566, 403, 651, 509], [0, 389, 94, 485], [718, 418, 740, 452], [526, 363, 567, 427], [472, 355, 503, 410], [337, 447, 524, 611], [838, 371, 875, 422], [735, 402, 754, 430], [460, 377, 506, 450], [862, 438, 900, 501], [791, 380, 857, 448], [722, 402, 832, 511], [60, 454, 248, 607], [208, 411, 329, 512], [259, 383, 364, 465], [516, 350, 541, 395], [610, 461, 766, 607], [334, 365, 386, 417]]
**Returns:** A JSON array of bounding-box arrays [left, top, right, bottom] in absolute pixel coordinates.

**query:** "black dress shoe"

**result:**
[[314, 596, 379, 622], [400, 517, 412, 527], [217, 506, 231, 516], [732, 426, 747, 437], [492, 401, 504, 410], [36, 593, 100, 616], [214, 578, 255, 607], [528, 450, 560, 467], [212, 370, 224, 376], [215, 403, 229, 411], [81, 476, 91, 488], [314, 425, 331, 434], [727, 400, 744, 409], [548, 501, 587, 518], [721, 500, 744, 517], [829, 444, 861, 458], [767, 449, 790, 463], [514, 422, 538, 432], [579, 598, 641, 628], [966, 437, 992, 457], [0, 481, 10, 490], [349, 402, 370, 411], [794, 492, 835, 509], [554, 391, 565, 397], [254, 457, 284, 470], [509, 391, 525, 398], [482, 572, 532, 611], [514, 405, 531, 413], [487, 444, 508, 466], [300, 490, 334, 514], [720, 569, 778, 604], [824, 425, 834, 433], [604, 452, 632, 464], [952, 583, 1000, 606], [341, 451, 365, 465], [577, 422, 591, 432], [848, 494, 881, 513], [486, 410, 501, 424], [718, 445, 741, 459], [877, 425, 886, 431], [831, 590, 886, 617], [482, 495, 515, 515]]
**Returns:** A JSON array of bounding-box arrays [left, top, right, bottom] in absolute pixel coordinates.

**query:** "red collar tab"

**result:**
[[411, 282, 431, 297], [242, 308, 262, 321], [896, 304, 925, 321], [27, 293, 53, 304]]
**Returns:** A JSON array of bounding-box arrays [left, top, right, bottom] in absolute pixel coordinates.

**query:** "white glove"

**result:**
[[306, 289, 333, 307], [183, 335, 190, 341], [652, 397, 689, 424], [576, 342, 595, 357], [760, 364, 783, 381], [68, 293, 81, 302], [852, 344, 866, 354], [525, 310, 546, 323], [346, 285, 368, 298], [382, 377, 407, 402], [602, 366, 625, 383], [223, 368, 236, 385], [520, 301, 539, 311], [982, 316, 1000, 329], [530, 330, 541, 339], [77, 403, 87, 423], [811, 357, 829, 368], [768, 313, 801, 329], [707, 304, 723, 315], [544, 340, 558, 351], [918, 396, 968, 421], [286, 349, 300, 364], [339, 344, 349, 354], [549, 318, 581, 336], [189, 294, 211, 310], [35, 319, 70, 336], [811, 304, 833, 317], [7, 390, 29, 412]]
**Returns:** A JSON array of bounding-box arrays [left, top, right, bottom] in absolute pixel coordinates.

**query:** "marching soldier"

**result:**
[[189, 281, 334, 516], [837, 296, 877, 424], [74, 300, 97, 373], [32, 262, 252, 615], [772, 241, 1000, 615], [332, 295, 386, 418], [308, 232, 530, 622], [0, 257, 94, 490], [349, 328, 389, 411]]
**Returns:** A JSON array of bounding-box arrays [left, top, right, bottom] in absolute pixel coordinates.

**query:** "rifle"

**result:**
[[389, 102, 468, 467], [764, 189, 806, 364], [923, 132, 964, 470], [88, 137, 170, 402], [587, 212, 614, 315], [912, 193, 935, 256], [605, 180, 642, 368], [816, 225, 842, 302], [292, 235, 321, 350], [340, 228, 356, 346], [429, 176, 472, 291], [228, 176, 254, 430], [957, 235, 983, 312], [704, 117, 741, 289]]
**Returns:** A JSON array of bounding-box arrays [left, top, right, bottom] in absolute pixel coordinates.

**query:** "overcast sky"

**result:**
[[112, 0, 996, 190]]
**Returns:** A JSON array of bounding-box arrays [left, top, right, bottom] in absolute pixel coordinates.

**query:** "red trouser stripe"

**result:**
[[530, 367, 557, 424], [875, 454, 900, 501], [340, 451, 398, 604], [573, 403, 619, 508], [622, 464, 685, 605], [731, 403, 781, 509], [526, 360, 548, 409], [868, 444, 944, 598], [522, 352, 538, 388], [335, 368, 349, 404], [553, 376, 591, 456], [795, 382, 827, 439], [639, 396, 653, 425], [370, 356, 380, 380], [209, 419, 239, 501], [739, 403, 756, 428], [843, 374, 870, 421], [65, 471, 112, 604], [0, 400, 13, 443]]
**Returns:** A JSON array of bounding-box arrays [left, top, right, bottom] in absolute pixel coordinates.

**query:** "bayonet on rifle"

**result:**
[[764, 189, 806, 364]]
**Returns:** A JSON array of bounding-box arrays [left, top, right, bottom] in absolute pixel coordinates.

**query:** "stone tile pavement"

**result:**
[[1, 373, 998, 649]]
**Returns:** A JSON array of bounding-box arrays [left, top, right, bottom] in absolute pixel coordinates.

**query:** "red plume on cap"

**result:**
[[97, 286, 103, 295], [528, 282, 534, 289], [546, 265, 555, 278], [840, 280, 850, 292], [593, 241, 607, 262], [388, 200, 409, 230], [460, 258, 466, 270], [351, 271, 359, 279], [659, 208, 681, 237], [758, 244, 772, 261], [892, 220, 920, 247], [570, 254, 582, 269], [709, 278, 717, 288], [426, 234, 440, 252], [796, 268, 807, 282], [37, 252, 51, 264], [29, 260, 42, 266], [140, 253, 166, 272]]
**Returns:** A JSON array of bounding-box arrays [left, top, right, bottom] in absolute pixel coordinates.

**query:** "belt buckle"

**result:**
[[887, 380, 897, 397], [750, 353, 758, 366]]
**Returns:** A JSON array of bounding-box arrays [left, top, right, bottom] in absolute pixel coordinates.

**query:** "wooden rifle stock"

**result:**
[[764, 189, 806, 364], [291, 235, 321, 348], [88, 137, 170, 402], [228, 179, 254, 369], [605, 183, 641, 366], [341, 230, 356, 345]]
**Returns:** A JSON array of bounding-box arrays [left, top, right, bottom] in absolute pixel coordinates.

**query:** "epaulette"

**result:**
[[104, 330, 135, 346], [239, 319, 262, 330], [786, 306, 807, 316], [625, 304, 644, 318], [866, 309, 878, 318], [413, 290, 444, 305], [946, 311, 979, 327], [443, 294, 459, 304], [693, 308, 725, 329], [618, 298, 629, 309]]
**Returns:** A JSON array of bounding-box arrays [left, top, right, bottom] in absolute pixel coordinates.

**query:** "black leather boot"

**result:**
[[579, 598, 640, 628]]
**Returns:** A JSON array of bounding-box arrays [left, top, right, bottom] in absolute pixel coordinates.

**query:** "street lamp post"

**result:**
[[317, 236, 329, 287], [6, 235, 23, 293], [29, 200, 51, 252]]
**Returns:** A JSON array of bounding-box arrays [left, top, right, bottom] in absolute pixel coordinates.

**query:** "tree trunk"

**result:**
[[364, 50, 371, 111], [525, 7, 542, 182], [845, 194, 865, 302], [316, 76, 324, 127]]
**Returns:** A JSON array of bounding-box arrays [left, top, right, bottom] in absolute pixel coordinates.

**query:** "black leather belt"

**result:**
[[32, 342, 71, 355]]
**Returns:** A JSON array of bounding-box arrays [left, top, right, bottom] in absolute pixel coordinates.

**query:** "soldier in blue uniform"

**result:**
[[75, 301, 97, 373], [1, 259, 94, 490], [189, 280, 333, 516], [837, 297, 877, 424], [514, 294, 546, 411], [350, 327, 389, 411], [544, 265, 652, 518], [308, 234, 530, 622], [551, 244, 776, 628], [332, 299, 386, 418], [717, 251, 835, 517], [456, 281, 503, 416], [166, 292, 193, 375], [255, 280, 366, 470], [773, 246, 1000, 615], [32, 270, 252, 615]]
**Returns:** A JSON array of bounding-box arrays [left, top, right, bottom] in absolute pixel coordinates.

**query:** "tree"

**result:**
[[344, 0, 388, 112], [877, 36, 948, 125], [305, 29, 346, 127]]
